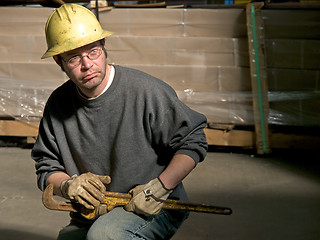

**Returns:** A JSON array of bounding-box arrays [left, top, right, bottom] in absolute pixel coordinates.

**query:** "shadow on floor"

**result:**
[[0, 229, 55, 240], [209, 146, 320, 182], [268, 149, 320, 182]]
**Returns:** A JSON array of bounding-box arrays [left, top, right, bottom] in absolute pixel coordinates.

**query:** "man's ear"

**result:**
[[100, 38, 105, 47], [53, 55, 65, 72], [53, 55, 62, 67]]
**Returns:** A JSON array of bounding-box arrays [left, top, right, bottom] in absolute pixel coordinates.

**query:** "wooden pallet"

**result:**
[[0, 119, 319, 151]]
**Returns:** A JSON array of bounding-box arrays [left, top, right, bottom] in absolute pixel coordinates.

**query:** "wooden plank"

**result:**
[[0, 120, 39, 137], [204, 128, 255, 148], [246, 3, 270, 154], [205, 127, 320, 150]]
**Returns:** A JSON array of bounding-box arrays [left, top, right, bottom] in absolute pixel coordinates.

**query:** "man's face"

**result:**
[[59, 41, 108, 97]]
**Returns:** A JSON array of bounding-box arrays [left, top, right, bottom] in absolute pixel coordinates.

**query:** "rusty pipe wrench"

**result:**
[[43, 184, 232, 219]]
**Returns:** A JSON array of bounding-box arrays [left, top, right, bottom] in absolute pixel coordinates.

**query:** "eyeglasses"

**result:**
[[62, 46, 103, 68]]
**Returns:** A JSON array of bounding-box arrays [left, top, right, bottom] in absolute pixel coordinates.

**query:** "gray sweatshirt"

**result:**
[[32, 65, 208, 203]]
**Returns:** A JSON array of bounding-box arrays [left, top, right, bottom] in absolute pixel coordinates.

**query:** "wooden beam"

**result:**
[[205, 127, 320, 150], [0, 120, 39, 137], [204, 128, 255, 148], [246, 3, 270, 154]]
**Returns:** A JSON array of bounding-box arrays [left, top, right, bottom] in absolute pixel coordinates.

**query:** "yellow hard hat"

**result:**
[[42, 4, 113, 59]]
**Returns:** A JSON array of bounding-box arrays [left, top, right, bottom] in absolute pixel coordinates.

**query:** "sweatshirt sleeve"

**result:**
[[31, 98, 66, 191], [148, 81, 208, 164]]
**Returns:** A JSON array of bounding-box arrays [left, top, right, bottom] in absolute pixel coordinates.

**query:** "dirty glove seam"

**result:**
[[149, 194, 166, 203]]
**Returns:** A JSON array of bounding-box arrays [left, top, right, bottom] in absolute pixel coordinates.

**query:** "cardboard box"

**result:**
[[263, 10, 320, 39], [107, 35, 235, 66], [267, 68, 318, 91], [0, 6, 51, 35], [266, 39, 320, 70], [100, 8, 248, 38]]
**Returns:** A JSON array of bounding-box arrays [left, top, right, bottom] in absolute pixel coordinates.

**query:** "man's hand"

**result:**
[[125, 178, 173, 216], [60, 172, 111, 209]]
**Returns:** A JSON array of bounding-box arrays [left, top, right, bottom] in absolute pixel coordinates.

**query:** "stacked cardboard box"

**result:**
[[0, 6, 319, 128], [263, 10, 320, 126], [100, 8, 255, 124], [0, 7, 66, 122]]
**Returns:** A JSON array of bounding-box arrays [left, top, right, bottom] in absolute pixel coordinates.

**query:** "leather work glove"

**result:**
[[60, 172, 111, 210], [125, 178, 173, 216]]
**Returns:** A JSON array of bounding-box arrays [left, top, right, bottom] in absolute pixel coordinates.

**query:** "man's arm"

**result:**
[[47, 172, 71, 197], [159, 154, 196, 190], [125, 154, 197, 216]]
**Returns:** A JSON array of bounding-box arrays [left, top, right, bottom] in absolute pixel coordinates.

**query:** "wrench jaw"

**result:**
[[42, 184, 78, 212], [42, 184, 98, 219]]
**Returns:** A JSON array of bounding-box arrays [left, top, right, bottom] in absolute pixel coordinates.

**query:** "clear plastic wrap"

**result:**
[[0, 76, 53, 123], [1, 81, 319, 127], [178, 89, 320, 126]]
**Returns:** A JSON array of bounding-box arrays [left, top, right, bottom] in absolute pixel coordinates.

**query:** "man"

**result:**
[[32, 4, 208, 240]]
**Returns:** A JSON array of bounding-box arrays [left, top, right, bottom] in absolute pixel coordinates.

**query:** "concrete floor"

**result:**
[[0, 146, 320, 240]]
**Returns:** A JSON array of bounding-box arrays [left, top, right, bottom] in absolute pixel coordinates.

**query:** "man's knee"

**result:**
[[86, 223, 128, 240], [57, 223, 88, 240], [86, 207, 152, 240]]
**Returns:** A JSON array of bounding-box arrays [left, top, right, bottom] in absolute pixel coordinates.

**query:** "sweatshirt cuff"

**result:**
[[175, 149, 201, 165]]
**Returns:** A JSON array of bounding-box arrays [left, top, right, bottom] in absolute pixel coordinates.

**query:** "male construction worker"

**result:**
[[31, 4, 208, 240]]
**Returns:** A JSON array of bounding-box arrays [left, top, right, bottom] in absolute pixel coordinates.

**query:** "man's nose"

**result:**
[[81, 55, 93, 69]]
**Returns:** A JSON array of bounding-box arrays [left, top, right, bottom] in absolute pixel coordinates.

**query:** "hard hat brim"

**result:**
[[41, 30, 113, 59]]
